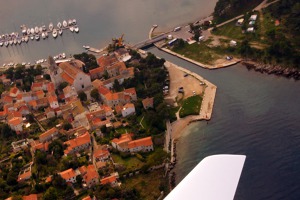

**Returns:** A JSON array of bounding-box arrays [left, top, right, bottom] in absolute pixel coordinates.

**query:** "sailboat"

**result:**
[[52, 29, 58, 38], [74, 25, 79, 33], [58, 29, 63, 36], [49, 22, 54, 31], [63, 20, 68, 28]]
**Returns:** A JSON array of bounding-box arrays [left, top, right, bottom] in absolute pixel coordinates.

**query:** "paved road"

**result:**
[[216, 0, 280, 28]]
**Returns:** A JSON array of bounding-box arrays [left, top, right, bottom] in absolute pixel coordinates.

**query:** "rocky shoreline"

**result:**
[[242, 61, 300, 80]]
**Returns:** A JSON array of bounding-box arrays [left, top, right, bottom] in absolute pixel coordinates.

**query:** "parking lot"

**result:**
[[164, 61, 205, 105]]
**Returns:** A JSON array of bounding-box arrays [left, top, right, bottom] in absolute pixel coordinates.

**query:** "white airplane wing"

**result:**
[[165, 154, 246, 200]]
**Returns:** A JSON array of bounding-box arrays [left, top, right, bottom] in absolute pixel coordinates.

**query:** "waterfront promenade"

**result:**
[[164, 61, 217, 140]]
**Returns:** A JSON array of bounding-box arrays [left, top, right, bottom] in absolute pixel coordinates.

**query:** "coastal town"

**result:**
[[0, 31, 215, 199]]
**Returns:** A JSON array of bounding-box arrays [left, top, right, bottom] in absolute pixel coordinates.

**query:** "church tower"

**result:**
[[48, 56, 62, 88]]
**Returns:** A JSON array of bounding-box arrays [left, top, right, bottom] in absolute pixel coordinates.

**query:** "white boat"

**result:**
[[57, 22, 62, 28], [63, 20, 68, 28], [25, 36, 29, 42], [17, 38, 22, 44], [9, 40, 13, 45], [68, 19, 72, 26], [35, 26, 39, 34], [27, 28, 31, 35], [30, 35, 34, 40], [74, 25, 79, 33], [42, 32, 46, 39], [13, 39, 17, 45], [30, 28, 35, 34], [42, 25, 47, 31], [22, 27, 27, 35], [69, 26, 74, 32], [83, 45, 90, 49], [4, 41, 9, 47], [58, 29, 63, 35], [52, 29, 58, 38], [62, 53, 66, 59], [35, 34, 40, 41], [2, 63, 6, 67], [49, 22, 54, 31], [22, 62, 26, 66], [0, 41, 3, 47], [39, 26, 43, 33], [21, 37, 25, 42], [72, 19, 77, 25]]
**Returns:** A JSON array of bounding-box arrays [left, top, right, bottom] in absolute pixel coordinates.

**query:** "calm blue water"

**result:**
[[0, 0, 216, 64], [150, 48, 300, 200]]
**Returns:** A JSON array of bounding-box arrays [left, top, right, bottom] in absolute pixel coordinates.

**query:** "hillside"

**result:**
[[214, 0, 263, 23]]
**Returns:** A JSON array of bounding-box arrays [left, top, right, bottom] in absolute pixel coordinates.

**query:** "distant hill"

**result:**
[[213, 0, 263, 23], [266, 0, 300, 46]]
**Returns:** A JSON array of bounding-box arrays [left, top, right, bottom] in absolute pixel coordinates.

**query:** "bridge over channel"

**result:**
[[132, 33, 167, 49]]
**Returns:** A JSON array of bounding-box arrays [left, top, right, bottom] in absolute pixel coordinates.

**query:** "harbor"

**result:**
[[0, 19, 79, 48]]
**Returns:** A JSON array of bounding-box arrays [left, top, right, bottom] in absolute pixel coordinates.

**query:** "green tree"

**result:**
[[91, 88, 100, 100], [58, 82, 69, 91], [48, 140, 65, 159], [44, 74, 51, 80], [113, 79, 122, 92], [43, 187, 58, 200], [76, 176, 83, 185], [78, 91, 87, 101], [63, 122, 72, 131]]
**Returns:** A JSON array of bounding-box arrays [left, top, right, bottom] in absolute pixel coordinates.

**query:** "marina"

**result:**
[[0, 19, 79, 48]]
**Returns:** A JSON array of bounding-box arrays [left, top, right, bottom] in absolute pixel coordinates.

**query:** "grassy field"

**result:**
[[213, 21, 245, 40], [172, 42, 224, 65], [179, 95, 202, 118], [111, 154, 145, 173], [122, 169, 167, 200], [213, 12, 263, 42]]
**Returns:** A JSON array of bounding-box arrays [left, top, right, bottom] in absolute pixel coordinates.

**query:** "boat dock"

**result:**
[[0, 19, 80, 48]]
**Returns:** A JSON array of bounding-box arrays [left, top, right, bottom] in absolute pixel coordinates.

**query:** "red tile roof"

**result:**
[[124, 88, 136, 95], [64, 132, 91, 154], [47, 82, 55, 93], [39, 127, 58, 141], [97, 55, 118, 68], [82, 165, 99, 184], [10, 87, 19, 95], [22, 194, 38, 200], [93, 148, 110, 159], [142, 97, 154, 108], [8, 117, 22, 126], [59, 168, 76, 181], [31, 82, 43, 90], [100, 175, 117, 185], [123, 103, 135, 109], [112, 133, 132, 146], [3, 95, 13, 103], [89, 66, 105, 76], [34, 90, 45, 98], [59, 61, 83, 78], [61, 72, 75, 85], [18, 170, 31, 182], [98, 85, 111, 96], [128, 137, 153, 149], [47, 95, 58, 104], [82, 196, 92, 200]]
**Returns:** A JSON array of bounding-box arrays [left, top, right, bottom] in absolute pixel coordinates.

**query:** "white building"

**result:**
[[48, 57, 92, 92], [128, 137, 154, 153], [121, 103, 135, 117]]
